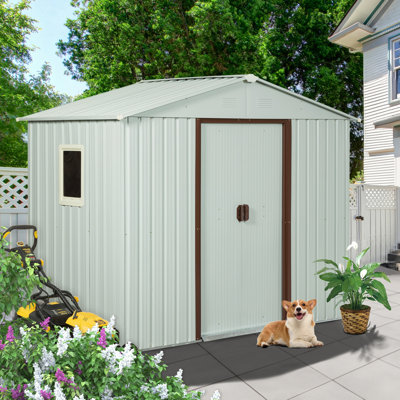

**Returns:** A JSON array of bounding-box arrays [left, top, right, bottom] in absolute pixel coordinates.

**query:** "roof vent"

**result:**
[[244, 74, 258, 83]]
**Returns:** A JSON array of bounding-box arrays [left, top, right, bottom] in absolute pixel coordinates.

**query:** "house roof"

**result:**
[[329, 0, 390, 52], [18, 74, 357, 122]]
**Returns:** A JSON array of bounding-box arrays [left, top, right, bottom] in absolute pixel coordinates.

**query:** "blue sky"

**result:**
[[22, 0, 88, 97]]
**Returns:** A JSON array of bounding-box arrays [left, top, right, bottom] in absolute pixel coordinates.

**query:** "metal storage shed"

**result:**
[[19, 74, 355, 350]]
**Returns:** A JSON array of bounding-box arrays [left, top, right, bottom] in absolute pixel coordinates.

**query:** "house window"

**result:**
[[392, 39, 400, 100], [59, 145, 84, 206]]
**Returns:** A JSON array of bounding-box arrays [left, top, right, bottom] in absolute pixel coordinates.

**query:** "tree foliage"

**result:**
[[58, 0, 363, 177], [0, 0, 67, 167]]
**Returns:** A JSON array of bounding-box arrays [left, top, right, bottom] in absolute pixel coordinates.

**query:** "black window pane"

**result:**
[[63, 151, 81, 198]]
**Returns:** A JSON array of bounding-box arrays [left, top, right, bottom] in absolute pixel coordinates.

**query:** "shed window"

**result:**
[[59, 145, 84, 206], [391, 39, 400, 100]]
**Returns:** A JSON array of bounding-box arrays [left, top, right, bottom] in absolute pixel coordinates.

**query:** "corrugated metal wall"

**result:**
[[124, 117, 196, 350], [28, 116, 349, 349], [28, 121, 127, 341], [291, 119, 350, 323]]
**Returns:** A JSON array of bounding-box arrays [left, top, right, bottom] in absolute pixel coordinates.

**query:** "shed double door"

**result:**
[[201, 123, 283, 339]]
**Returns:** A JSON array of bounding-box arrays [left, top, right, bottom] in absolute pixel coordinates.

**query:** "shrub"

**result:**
[[0, 229, 42, 323], [0, 316, 221, 399]]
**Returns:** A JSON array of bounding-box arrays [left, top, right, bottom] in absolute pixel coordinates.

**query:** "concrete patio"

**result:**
[[145, 267, 400, 399]]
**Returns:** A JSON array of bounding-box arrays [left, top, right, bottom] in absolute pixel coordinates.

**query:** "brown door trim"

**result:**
[[195, 118, 292, 340]]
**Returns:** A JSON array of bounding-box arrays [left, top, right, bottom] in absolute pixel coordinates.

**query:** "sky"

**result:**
[[21, 0, 88, 97]]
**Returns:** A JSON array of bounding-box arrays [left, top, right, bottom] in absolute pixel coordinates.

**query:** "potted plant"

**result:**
[[315, 242, 391, 334]]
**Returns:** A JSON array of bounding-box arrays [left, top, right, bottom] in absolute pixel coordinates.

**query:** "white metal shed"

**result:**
[[19, 74, 355, 349]]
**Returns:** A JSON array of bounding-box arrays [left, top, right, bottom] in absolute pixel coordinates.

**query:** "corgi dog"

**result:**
[[257, 299, 324, 348]]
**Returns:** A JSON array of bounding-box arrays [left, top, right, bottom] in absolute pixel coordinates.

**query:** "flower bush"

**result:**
[[0, 230, 42, 323], [0, 316, 221, 399], [315, 242, 391, 310]]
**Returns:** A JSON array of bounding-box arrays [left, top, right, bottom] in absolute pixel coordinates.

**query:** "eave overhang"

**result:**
[[329, 22, 375, 52], [375, 115, 400, 129]]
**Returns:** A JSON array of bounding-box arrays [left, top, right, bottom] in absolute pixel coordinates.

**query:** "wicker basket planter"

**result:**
[[340, 305, 371, 334]]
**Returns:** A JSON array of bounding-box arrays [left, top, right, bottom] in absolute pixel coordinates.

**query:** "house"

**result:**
[[329, 0, 400, 185], [18, 75, 355, 349]]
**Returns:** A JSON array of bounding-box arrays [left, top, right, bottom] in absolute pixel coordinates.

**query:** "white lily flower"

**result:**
[[338, 263, 345, 273], [346, 241, 358, 251], [211, 390, 221, 400], [360, 269, 367, 279]]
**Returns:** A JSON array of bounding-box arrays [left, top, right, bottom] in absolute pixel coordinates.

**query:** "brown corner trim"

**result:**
[[195, 118, 292, 340]]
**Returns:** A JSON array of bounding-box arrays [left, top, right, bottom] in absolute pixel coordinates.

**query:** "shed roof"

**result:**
[[18, 74, 357, 122]]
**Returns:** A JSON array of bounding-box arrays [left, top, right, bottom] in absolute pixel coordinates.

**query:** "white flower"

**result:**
[[73, 325, 82, 339], [360, 269, 367, 279], [140, 385, 149, 393], [87, 323, 99, 335], [153, 350, 164, 365], [346, 241, 358, 251], [152, 383, 168, 399], [57, 328, 71, 356], [19, 327, 26, 337], [105, 315, 116, 335], [54, 382, 66, 400], [101, 344, 123, 374], [73, 396, 86, 400], [175, 368, 183, 380], [338, 263, 345, 273], [39, 346, 56, 372], [101, 386, 113, 400], [210, 391, 221, 400], [33, 362, 43, 394], [117, 342, 136, 375]]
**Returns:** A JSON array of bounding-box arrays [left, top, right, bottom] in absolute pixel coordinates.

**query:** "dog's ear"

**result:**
[[282, 300, 291, 311], [308, 299, 317, 310]]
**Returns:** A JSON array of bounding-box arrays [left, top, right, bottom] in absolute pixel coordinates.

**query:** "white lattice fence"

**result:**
[[0, 167, 29, 246], [349, 184, 398, 264]]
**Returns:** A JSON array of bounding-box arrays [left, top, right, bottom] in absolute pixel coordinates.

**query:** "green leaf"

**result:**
[[314, 259, 338, 268], [326, 285, 342, 302], [318, 272, 339, 282], [355, 247, 370, 267], [371, 271, 391, 282]]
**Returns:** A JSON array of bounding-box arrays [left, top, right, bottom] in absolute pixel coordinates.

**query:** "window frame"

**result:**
[[59, 144, 84, 207], [391, 37, 400, 101]]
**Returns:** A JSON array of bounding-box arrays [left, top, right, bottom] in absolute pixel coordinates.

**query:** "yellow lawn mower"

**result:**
[[1, 225, 117, 337]]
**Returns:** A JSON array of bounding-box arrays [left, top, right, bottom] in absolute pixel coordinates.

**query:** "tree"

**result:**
[[58, 0, 363, 177], [0, 0, 67, 167]]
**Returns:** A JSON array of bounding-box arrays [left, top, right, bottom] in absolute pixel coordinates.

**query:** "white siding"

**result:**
[[363, 30, 400, 185], [373, 0, 400, 31], [291, 119, 349, 323], [124, 117, 196, 350]]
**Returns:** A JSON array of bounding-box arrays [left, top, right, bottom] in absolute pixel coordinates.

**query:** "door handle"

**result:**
[[236, 204, 249, 222], [237, 205, 243, 222], [243, 204, 249, 221]]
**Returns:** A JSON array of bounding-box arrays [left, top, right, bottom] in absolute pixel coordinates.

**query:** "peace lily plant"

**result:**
[[315, 241, 391, 311]]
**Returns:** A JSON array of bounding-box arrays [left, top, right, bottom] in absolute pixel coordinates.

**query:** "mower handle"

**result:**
[[1, 225, 38, 252]]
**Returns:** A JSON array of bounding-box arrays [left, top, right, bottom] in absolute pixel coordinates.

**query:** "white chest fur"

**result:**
[[285, 314, 315, 342]]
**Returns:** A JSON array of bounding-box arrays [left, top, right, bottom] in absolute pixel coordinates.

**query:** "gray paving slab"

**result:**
[[340, 327, 400, 359], [290, 381, 363, 400], [144, 342, 208, 364], [165, 353, 235, 390], [240, 357, 330, 400], [296, 341, 376, 379], [197, 377, 266, 400], [199, 333, 292, 375], [335, 359, 400, 400], [381, 349, 400, 368]]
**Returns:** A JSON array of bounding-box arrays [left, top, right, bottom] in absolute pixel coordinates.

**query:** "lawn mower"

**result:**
[[1, 225, 116, 337]]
